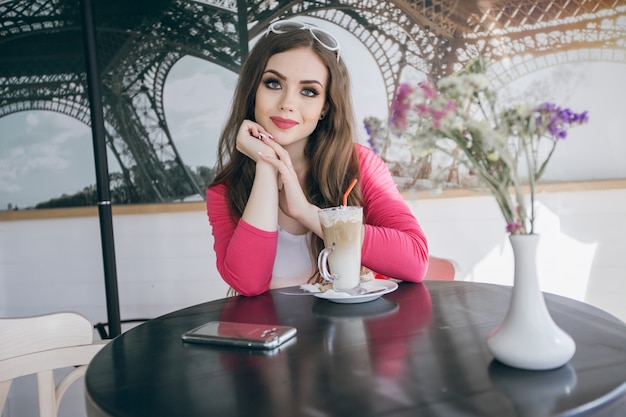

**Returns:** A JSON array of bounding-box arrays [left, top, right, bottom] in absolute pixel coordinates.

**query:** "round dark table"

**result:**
[[85, 281, 626, 416]]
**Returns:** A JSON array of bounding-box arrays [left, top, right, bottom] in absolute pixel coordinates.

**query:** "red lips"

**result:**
[[270, 116, 299, 130]]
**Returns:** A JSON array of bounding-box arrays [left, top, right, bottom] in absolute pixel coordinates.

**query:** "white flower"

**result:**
[[365, 56, 588, 235], [464, 73, 490, 91]]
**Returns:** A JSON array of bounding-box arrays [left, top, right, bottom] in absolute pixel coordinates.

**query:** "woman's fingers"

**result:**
[[259, 152, 298, 206], [259, 135, 293, 167], [242, 119, 273, 139], [257, 151, 288, 172], [259, 145, 294, 182], [236, 120, 275, 161]]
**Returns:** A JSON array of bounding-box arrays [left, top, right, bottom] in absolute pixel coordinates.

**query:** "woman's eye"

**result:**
[[263, 79, 281, 90], [301, 87, 319, 98]]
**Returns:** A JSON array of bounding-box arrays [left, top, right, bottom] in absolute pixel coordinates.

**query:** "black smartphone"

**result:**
[[182, 321, 297, 350]]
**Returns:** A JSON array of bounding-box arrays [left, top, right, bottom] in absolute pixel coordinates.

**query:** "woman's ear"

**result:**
[[320, 103, 330, 120]]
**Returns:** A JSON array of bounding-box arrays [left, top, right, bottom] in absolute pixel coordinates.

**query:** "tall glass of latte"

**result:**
[[317, 206, 363, 291]]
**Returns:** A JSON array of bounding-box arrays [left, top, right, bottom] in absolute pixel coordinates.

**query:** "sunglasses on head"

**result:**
[[265, 21, 341, 62]]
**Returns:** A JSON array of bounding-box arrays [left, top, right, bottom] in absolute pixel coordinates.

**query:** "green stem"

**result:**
[[535, 139, 557, 181], [434, 135, 522, 232], [521, 135, 536, 234]]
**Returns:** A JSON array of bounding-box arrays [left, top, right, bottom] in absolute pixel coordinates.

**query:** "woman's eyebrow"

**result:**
[[300, 79, 325, 88], [263, 69, 324, 88], [263, 69, 286, 80]]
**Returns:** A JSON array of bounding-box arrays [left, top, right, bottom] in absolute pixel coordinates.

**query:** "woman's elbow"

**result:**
[[411, 257, 429, 283], [405, 240, 429, 282], [236, 285, 270, 297], [219, 264, 271, 296]]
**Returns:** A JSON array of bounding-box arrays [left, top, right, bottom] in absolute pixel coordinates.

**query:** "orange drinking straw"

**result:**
[[342, 178, 358, 206]]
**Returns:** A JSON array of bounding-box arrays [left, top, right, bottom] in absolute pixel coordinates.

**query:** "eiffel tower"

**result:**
[[1, 0, 625, 203]]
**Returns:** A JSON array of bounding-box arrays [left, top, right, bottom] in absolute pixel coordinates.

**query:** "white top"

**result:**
[[270, 227, 314, 289]]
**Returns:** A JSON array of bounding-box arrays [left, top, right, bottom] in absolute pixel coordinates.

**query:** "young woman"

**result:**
[[207, 19, 428, 296]]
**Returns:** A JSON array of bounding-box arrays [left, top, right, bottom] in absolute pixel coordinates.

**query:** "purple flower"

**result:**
[[436, 100, 458, 128], [414, 99, 457, 129], [363, 117, 380, 154], [363, 119, 373, 137], [506, 221, 524, 233], [535, 103, 588, 140], [390, 83, 415, 130], [419, 81, 437, 99], [363, 57, 590, 237], [414, 103, 430, 117], [368, 139, 377, 153]]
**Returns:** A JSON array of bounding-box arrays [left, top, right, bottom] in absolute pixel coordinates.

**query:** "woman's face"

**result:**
[[254, 47, 329, 149]]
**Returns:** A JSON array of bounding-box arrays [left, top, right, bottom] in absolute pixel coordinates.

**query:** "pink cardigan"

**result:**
[[206, 144, 429, 295]]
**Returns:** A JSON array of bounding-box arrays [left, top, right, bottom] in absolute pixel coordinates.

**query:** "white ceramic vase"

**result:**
[[486, 234, 576, 370]]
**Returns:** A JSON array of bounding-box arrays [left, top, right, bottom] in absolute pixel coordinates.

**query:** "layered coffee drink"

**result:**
[[317, 206, 363, 291]]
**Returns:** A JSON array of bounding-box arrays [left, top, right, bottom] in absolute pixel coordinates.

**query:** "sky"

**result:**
[[0, 18, 625, 210]]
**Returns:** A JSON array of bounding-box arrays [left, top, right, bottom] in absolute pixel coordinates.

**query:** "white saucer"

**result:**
[[313, 280, 398, 304]]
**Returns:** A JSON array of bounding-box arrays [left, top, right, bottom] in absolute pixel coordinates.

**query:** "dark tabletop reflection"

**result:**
[[214, 282, 433, 417], [313, 296, 400, 319], [86, 281, 626, 417], [489, 360, 577, 417]]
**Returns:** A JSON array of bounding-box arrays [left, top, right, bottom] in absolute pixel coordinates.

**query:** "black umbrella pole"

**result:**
[[80, 0, 121, 338], [97, 203, 121, 338]]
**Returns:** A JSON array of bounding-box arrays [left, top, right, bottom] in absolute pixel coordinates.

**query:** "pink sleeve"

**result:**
[[206, 184, 277, 295], [357, 145, 429, 282]]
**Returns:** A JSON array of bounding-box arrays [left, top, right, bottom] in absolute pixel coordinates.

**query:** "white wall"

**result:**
[[0, 209, 229, 417], [408, 188, 626, 321], [0, 211, 230, 324], [1, 187, 625, 416]]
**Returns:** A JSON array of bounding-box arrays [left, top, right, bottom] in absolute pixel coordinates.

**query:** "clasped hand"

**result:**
[[236, 120, 313, 224]]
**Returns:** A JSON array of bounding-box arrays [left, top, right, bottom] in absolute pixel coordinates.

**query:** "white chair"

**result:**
[[0, 312, 106, 417]]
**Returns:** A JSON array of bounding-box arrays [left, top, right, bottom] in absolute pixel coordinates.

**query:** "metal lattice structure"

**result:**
[[1, 0, 625, 203]]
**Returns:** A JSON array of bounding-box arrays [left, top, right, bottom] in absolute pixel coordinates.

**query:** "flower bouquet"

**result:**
[[365, 57, 590, 369], [364, 57, 588, 234]]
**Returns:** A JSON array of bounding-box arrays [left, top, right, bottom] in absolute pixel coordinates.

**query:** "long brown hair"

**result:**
[[211, 20, 363, 283]]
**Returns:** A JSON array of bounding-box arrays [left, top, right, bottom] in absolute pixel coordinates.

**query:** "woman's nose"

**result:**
[[278, 91, 296, 111]]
